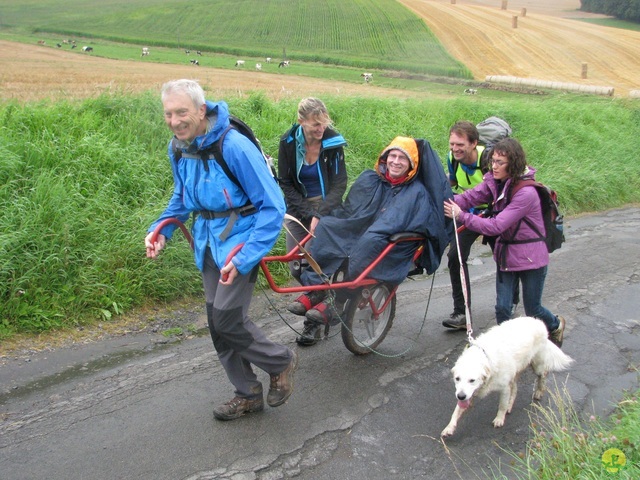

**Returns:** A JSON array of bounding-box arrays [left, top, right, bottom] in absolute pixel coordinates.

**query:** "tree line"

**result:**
[[580, 0, 640, 22]]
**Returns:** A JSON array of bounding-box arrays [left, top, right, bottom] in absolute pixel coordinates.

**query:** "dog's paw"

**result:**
[[533, 389, 545, 401], [492, 416, 505, 428], [441, 425, 456, 437]]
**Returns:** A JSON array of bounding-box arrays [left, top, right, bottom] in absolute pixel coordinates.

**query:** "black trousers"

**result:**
[[447, 228, 520, 314], [447, 228, 480, 314]]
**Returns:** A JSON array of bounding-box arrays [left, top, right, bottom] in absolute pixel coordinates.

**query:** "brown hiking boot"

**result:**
[[213, 395, 264, 421], [549, 315, 566, 348], [267, 350, 299, 407]]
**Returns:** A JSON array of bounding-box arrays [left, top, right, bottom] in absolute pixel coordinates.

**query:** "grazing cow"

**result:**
[[256, 63, 262, 71], [185, 49, 190, 54], [235, 60, 245, 67], [278, 60, 290, 68], [56, 43, 62, 48], [196, 50, 203, 56], [37, 40, 46, 45], [71, 44, 77, 49], [190, 59, 200, 66], [141, 47, 150, 57], [361, 72, 373, 83], [82, 46, 93, 52], [266, 57, 272, 63], [464, 88, 478, 95]]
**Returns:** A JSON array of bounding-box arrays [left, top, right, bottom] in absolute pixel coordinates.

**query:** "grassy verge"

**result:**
[[493, 385, 640, 479], [1, 92, 639, 338]]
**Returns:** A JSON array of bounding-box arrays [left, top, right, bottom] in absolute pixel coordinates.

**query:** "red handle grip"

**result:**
[[150, 218, 194, 250], [150, 218, 243, 282], [221, 243, 244, 281]]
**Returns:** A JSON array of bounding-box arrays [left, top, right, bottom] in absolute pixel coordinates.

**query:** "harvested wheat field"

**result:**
[[399, 0, 640, 96], [1, 0, 638, 101]]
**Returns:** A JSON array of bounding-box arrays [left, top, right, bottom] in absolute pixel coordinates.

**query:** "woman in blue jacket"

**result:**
[[278, 98, 347, 287], [444, 138, 566, 347]]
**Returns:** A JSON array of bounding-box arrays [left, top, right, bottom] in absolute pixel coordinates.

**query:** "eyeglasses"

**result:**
[[386, 151, 410, 164], [491, 159, 508, 167]]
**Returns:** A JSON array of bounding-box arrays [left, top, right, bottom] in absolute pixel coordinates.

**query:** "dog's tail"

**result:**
[[540, 341, 574, 372]]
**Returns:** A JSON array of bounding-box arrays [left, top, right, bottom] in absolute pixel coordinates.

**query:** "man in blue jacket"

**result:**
[[145, 79, 297, 421]]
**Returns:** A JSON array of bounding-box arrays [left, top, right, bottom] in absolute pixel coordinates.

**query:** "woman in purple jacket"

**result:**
[[443, 138, 565, 347]]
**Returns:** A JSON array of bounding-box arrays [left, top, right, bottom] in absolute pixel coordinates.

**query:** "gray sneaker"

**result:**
[[549, 315, 566, 348], [213, 395, 264, 421], [442, 312, 467, 330]]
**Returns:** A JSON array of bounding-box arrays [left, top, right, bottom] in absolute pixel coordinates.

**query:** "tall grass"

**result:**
[[0, 92, 639, 337], [494, 386, 640, 479], [0, 95, 197, 333], [0, 0, 469, 77]]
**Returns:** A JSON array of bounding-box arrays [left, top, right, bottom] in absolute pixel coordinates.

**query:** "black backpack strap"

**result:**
[[500, 180, 546, 249], [479, 146, 492, 174], [451, 152, 482, 186], [173, 123, 249, 190], [206, 125, 242, 189], [171, 138, 182, 161]]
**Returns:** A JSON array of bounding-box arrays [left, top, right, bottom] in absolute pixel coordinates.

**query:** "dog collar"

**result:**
[[470, 342, 491, 363]]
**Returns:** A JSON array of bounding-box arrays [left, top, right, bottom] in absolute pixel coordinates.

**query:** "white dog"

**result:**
[[441, 317, 573, 437]]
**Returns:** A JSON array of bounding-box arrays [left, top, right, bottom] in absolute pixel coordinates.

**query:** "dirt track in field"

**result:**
[[399, 0, 640, 96], [0, 0, 638, 100]]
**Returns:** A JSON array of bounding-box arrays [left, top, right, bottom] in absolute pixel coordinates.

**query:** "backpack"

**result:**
[[171, 114, 277, 191], [476, 116, 512, 173], [504, 180, 565, 253]]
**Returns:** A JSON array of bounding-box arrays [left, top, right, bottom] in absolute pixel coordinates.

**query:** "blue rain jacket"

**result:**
[[149, 100, 285, 274]]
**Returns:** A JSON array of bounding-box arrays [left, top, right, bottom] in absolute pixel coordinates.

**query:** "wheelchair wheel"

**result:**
[[341, 283, 396, 355]]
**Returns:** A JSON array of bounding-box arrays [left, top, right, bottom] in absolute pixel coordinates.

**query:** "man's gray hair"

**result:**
[[161, 79, 206, 109]]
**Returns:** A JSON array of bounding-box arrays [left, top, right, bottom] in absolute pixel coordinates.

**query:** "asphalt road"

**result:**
[[1, 207, 639, 480]]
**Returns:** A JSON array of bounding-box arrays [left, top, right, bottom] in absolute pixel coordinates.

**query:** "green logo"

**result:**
[[602, 448, 626, 473]]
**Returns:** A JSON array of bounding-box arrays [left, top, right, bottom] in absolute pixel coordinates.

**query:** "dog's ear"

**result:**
[[481, 362, 491, 380]]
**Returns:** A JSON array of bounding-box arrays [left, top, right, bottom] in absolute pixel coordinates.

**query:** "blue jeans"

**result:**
[[495, 266, 559, 332]]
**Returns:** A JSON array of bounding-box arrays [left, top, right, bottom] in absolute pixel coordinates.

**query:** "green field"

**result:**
[[579, 17, 640, 31], [0, 0, 471, 77]]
